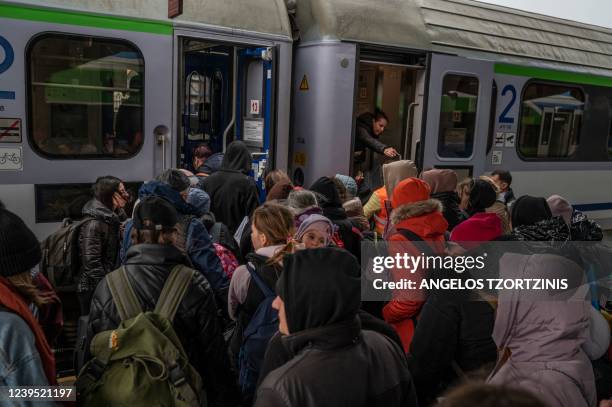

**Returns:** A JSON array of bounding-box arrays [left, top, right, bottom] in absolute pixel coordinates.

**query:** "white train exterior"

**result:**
[[2, 0, 612, 236], [0, 0, 293, 238], [289, 0, 612, 230]]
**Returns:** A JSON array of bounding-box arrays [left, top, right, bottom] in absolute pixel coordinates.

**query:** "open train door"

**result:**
[[235, 47, 275, 200], [421, 54, 494, 180]]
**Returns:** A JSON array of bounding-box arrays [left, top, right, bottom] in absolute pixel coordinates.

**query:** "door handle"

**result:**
[[154, 125, 169, 171]]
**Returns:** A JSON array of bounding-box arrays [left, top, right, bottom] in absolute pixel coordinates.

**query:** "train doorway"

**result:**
[[355, 51, 424, 189], [177, 38, 275, 197]]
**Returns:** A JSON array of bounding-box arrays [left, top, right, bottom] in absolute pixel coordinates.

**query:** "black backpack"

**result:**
[[209, 222, 241, 257], [40, 217, 93, 292]]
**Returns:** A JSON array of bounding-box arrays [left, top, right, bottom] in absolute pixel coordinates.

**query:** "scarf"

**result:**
[[0, 276, 56, 384]]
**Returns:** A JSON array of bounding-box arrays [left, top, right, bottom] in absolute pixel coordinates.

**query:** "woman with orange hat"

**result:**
[[382, 177, 448, 352]]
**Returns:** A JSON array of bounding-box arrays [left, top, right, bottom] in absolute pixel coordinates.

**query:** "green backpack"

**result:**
[[77, 265, 205, 407]]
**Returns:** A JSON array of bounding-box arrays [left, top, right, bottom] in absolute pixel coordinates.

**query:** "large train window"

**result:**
[[437, 74, 479, 158], [27, 34, 144, 159], [518, 82, 584, 159]]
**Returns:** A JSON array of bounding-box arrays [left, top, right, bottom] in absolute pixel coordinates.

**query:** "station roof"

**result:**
[[295, 0, 612, 76], [14, 0, 292, 39]]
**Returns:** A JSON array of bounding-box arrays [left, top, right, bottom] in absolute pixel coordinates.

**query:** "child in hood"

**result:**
[[294, 214, 335, 249]]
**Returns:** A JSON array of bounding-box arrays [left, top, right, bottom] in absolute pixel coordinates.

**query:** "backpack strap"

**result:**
[[397, 228, 425, 242], [397, 228, 439, 258], [246, 263, 275, 298], [106, 266, 142, 321], [210, 222, 222, 243], [154, 265, 196, 321]]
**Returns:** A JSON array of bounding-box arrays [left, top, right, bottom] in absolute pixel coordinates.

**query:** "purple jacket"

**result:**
[[488, 253, 596, 407]]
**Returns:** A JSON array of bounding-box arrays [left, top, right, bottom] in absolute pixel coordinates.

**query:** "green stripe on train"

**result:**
[[495, 64, 612, 88], [0, 3, 172, 35]]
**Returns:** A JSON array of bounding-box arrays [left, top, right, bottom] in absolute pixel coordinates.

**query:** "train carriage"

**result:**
[[289, 0, 612, 230], [0, 0, 293, 238]]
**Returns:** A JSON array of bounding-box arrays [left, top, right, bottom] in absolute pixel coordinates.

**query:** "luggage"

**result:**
[[76, 265, 204, 406], [40, 217, 93, 292]]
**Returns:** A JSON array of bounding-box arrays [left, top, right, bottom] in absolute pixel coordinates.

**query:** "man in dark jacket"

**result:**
[[121, 172, 228, 305], [87, 197, 238, 406], [201, 141, 260, 234], [255, 248, 417, 407]]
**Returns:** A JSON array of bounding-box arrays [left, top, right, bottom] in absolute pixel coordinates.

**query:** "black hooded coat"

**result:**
[[254, 248, 417, 407], [201, 141, 260, 234]]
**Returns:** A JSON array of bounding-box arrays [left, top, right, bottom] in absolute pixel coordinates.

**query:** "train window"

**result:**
[[35, 182, 141, 223], [437, 74, 479, 158], [28, 34, 144, 159], [518, 82, 584, 160]]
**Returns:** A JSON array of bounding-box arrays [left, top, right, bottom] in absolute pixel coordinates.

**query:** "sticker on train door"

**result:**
[[0, 118, 21, 142], [249, 100, 260, 115], [491, 150, 503, 165], [494, 133, 505, 147], [294, 152, 307, 166], [0, 146, 22, 170], [504, 133, 515, 147], [299, 75, 309, 91]]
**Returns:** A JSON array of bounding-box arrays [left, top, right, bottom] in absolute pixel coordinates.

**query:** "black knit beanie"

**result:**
[[511, 195, 552, 228], [467, 179, 497, 215], [0, 208, 42, 277]]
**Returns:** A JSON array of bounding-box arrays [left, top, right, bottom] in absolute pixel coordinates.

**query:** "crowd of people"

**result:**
[[1, 140, 612, 406]]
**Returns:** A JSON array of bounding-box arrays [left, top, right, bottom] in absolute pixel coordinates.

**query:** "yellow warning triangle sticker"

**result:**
[[299, 74, 309, 91]]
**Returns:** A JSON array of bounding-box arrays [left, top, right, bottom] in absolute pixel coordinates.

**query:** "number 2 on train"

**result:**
[[498, 84, 516, 124]]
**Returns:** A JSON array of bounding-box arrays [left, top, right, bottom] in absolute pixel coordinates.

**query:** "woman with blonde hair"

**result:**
[[0, 208, 57, 389], [228, 203, 296, 398], [229, 203, 296, 320]]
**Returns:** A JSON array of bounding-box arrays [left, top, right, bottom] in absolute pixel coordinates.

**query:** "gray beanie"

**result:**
[[156, 169, 191, 192]]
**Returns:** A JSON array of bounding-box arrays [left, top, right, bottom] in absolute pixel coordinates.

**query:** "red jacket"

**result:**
[[383, 199, 448, 352]]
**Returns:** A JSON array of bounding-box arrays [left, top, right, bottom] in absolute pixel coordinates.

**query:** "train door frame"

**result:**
[[173, 28, 284, 178], [420, 53, 494, 178], [354, 45, 426, 175]]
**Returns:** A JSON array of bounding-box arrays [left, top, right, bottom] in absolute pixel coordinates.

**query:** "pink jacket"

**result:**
[[488, 252, 596, 407]]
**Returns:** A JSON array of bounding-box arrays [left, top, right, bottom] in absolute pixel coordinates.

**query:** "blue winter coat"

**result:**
[[120, 181, 228, 294]]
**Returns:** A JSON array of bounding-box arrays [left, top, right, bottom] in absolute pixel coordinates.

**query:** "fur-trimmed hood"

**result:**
[[390, 199, 443, 226]]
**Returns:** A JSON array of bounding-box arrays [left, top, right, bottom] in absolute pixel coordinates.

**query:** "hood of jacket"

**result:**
[[197, 152, 224, 175], [221, 141, 252, 173], [390, 199, 448, 240], [382, 160, 418, 197], [82, 198, 120, 225], [421, 169, 458, 194], [186, 188, 211, 217], [125, 243, 190, 266], [277, 247, 361, 334], [494, 252, 588, 361], [138, 180, 198, 216], [310, 177, 343, 209], [511, 195, 552, 228]]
